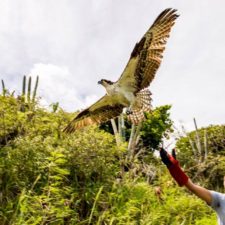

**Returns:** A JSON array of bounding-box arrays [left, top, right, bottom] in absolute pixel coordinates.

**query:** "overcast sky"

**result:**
[[0, 0, 225, 132]]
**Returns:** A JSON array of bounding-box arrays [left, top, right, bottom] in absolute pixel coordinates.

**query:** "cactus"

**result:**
[[2, 79, 5, 91], [51, 102, 59, 113], [1, 75, 39, 111], [19, 75, 39, 111], [27, 76, 31, 103], [10, 91, 15, 97], [22, 75, 26, 97], [32, 76, 39, 103], [1, 79, 6, 96]]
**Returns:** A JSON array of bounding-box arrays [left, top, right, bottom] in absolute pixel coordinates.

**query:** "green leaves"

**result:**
[[176, 124, 225, 191], [0, 98, 124, 224], [95, 177, 216, 225], [0, 81, 219, 224], [141, 105, 173, 150]]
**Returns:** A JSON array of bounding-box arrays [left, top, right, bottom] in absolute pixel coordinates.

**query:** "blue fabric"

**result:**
[[210, 191, 225, 225]]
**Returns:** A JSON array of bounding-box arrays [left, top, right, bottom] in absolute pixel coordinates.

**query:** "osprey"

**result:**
[[64, 8, 179, 133]]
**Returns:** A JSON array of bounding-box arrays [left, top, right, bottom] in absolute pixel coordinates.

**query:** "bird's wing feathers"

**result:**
[[64, 9, 178, 132], [63, 95, 124, 133], [117, 8, 179, 92]]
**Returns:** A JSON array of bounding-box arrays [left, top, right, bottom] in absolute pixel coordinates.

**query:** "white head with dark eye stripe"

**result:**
[[98, 79, 114, 87], [98, 79, 115, 95]]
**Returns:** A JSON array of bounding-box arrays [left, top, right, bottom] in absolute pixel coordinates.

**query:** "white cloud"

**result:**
[[28, 63, 99, 110], [0, 0, 225, 134]]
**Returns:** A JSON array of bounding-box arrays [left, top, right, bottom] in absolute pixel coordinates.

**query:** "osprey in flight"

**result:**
[[64, 8, 179, 133]]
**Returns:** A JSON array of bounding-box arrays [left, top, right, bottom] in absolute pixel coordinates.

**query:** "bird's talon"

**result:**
[[126, 109, 133, 115]]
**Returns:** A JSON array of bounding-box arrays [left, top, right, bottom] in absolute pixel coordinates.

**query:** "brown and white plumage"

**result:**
[[118, 8, 178, 93], [64, 95, 124, 133], [127, 88, 152, 124], [64, 8, 179, 133]]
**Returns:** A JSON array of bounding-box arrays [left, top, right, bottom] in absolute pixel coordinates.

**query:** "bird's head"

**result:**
[[98, 79, 114, 87]]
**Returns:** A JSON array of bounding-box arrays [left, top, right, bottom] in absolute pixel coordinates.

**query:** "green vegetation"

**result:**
[[176, 124, 225, 191], [0, 78, 220, 224]]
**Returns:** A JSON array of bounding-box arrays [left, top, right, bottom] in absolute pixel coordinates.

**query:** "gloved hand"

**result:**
[[159, 148, 188, 187]]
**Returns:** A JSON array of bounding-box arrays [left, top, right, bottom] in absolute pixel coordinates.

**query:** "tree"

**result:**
[[176, 124, 225, 191], [100, 105, 173, 157]]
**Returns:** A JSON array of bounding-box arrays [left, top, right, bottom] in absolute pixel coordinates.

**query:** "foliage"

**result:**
[[176, 125, 225, 191], [0, 94, 124, 224], [0, 96, 20, 146], [100, 105, 173, 151], [140, 105, 173, 150], [0, 84, 219, 224], [89, 172, 216, 225]]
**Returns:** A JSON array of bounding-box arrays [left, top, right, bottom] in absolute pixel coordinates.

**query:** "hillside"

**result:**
[[0, 79, 220, 224]]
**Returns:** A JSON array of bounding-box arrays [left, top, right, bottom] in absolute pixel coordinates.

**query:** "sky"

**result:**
[[0, 0, 225, 133]]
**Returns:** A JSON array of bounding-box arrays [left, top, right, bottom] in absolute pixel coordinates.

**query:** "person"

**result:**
[[159, 148, 225, 225]]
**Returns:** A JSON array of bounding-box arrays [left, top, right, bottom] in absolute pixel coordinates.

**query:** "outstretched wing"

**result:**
[[117, 8, 179, 93], [63, 95, 124, 133]]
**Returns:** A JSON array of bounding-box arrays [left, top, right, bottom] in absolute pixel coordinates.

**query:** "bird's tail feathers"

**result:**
[[127, 88, 152, 124]]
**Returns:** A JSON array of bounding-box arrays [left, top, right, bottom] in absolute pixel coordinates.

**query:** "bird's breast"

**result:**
[[106, 84, 135, 106], [115, 86, 135, 106]]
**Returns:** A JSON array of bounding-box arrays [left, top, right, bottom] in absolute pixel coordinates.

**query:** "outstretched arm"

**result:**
[[159, 148, 212, 205], [185, 179, 212, 205]]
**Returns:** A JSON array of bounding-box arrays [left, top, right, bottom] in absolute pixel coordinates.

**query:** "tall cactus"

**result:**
[[22, 75, 26, 97], [20, 75, 39, 111], [32, 76, 39, 103], [27, 76, 31, 103], [1, 79, 6, 96]]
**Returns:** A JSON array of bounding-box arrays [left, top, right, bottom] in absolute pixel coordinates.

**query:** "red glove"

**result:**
[[160, 148, 188, 187]]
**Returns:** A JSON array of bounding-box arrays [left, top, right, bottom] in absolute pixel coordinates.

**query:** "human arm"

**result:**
[[159, 148, 212, 205], [185, 179, 212, 205]]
